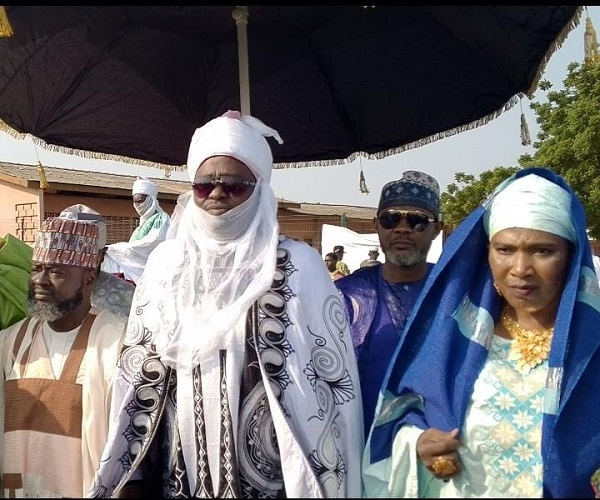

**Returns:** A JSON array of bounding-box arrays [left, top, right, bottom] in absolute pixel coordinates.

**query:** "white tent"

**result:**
[[320, 224, 443, 274]]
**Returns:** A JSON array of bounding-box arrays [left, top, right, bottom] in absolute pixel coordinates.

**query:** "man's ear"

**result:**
[[98, 247, 108, 267], [93, 247, 108, 276], [84, 267, 98, 287]]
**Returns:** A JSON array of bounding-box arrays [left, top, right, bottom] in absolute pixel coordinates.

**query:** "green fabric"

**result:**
[[130, 211, 169, 242], [0, 233, 33, 329]]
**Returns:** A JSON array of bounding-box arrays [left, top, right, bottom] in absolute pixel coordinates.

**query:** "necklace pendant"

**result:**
[[500, 307, 554, 373]]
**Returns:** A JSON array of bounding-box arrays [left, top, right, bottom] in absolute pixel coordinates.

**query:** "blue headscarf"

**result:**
[[368, 167, 600, 497]]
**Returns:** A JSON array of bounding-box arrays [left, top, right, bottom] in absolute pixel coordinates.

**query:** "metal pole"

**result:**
[[233, 6, 250, 116]]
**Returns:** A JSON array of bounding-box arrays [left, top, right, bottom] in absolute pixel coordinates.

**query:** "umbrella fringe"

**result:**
[[0, 118, 186, 175], [272, 8, 585, 170], [36, 161, 49, 190], [273, 94, 521, 169], [584, 10, 599, 64], [525, 5, 584, 98], [0, 94, 523, 172]]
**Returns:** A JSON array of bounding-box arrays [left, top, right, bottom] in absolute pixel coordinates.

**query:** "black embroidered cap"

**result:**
[[378, 170, 440, 218]]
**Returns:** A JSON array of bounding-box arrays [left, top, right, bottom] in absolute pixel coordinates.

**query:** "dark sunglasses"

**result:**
[[377, 210, 436, 231], [191, 176, 256, 198]]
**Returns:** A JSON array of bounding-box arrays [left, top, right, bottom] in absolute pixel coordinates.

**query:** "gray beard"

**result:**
[[384, 248, 428, 267], [27, 287, 84, 322]]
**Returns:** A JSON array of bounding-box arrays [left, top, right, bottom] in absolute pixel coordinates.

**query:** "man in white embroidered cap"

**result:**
[[102, 176, 171, 284], [90, 110, 364, 498], [0, 204, 127, 498]]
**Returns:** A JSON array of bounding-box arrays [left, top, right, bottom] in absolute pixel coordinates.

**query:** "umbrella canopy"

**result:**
[[0, 6, 583, 172]]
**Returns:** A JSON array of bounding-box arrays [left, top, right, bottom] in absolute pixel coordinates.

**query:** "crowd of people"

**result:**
[[0, 110, 600, 498]]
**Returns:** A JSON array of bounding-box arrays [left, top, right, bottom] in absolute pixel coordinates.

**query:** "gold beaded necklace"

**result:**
[[500, 307, 554, 373]]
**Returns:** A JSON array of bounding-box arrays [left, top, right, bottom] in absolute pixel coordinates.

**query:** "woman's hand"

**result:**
[[416, 428, 462, 480]]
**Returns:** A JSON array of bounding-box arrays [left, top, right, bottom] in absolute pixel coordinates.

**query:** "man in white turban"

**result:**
[[89, 110, 364, 498], [101, 177, 170, 284]]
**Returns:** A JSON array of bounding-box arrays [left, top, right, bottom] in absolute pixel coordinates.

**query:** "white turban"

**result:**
[[186, 110, 283, 183], [132, 177, 158, 199], [58, 203, 107, 249], [484, 173, 577, 243]]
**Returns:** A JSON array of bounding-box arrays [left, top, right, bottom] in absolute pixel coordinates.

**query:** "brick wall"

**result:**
[[15, 202, 39, 245]]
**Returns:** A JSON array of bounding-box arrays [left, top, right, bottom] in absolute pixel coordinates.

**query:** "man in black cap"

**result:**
[[333, 245, 350, 276], [335, 170, 442, 435]]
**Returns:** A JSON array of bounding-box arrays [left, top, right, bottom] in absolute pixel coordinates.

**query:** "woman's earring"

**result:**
[[493, 282, 503, 297]]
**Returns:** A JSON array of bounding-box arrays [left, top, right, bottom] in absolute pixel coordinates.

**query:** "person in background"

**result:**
[[335, 170, 442, 435], [102, 176, 171, 284], [333, 245, 351, 276], [0, 204, 127, 498], [360, 247, 382, 268], [89, 110, 363, 498], [325, 251, 346, 280], [363, 167, 600, 498]]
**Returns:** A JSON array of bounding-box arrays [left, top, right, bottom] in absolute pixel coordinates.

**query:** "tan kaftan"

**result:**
[[0, 307, 126, 497]]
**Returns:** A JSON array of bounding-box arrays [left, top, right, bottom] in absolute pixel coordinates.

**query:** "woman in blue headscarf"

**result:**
[[363, 167, 600, 498]]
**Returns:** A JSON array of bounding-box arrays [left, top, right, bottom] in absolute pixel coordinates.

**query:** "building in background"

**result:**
[[0, 162, 377, 252]]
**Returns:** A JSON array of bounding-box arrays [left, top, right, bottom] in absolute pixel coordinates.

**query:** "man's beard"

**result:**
[[384, 247, 429, 267], [27, 287, 84, 323]]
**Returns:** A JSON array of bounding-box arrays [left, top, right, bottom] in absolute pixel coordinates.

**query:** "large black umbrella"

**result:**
[[0, 6, 583, 173]]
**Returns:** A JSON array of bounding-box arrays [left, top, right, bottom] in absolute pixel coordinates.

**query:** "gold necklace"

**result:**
[[500, 308, 554, 373]]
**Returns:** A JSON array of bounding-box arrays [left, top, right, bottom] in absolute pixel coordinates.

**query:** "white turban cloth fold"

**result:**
[[186, 110, 283, 182], [132, 177, 158, 198], [484, 173, 577, 243]]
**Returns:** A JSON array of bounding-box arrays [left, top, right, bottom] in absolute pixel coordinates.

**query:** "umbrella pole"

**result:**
[[233, 6, 251, 116]]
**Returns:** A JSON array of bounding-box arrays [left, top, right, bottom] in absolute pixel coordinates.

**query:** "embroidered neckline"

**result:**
[[500, 307, 553, 374]]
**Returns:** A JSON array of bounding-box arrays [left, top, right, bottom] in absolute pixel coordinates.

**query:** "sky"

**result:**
[[0, 6, 597, 209]]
